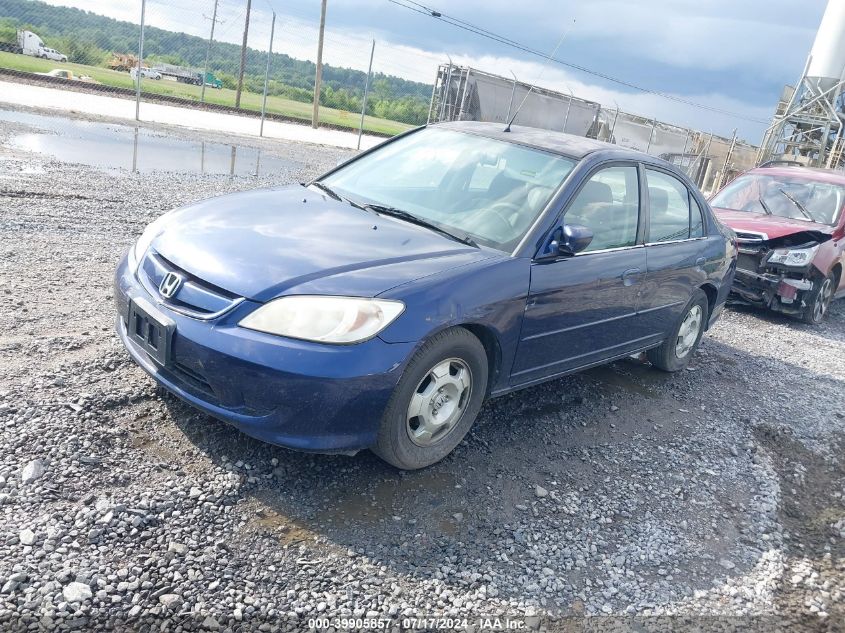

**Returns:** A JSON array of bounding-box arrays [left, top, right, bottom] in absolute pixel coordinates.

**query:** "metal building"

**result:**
[[759, 0, 845, 168], [427, 64, 758, 194]]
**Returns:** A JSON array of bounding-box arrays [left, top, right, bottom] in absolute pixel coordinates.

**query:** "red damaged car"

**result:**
[[709, 164, 845, 324]]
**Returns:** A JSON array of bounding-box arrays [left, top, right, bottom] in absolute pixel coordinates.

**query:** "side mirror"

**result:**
[[553, 224, 593, 256]]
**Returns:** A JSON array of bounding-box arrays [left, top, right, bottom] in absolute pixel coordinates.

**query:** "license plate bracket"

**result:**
[[127, 296, 175, 367]]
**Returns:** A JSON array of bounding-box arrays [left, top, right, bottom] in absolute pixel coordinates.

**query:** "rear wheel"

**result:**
[[373, 328, 488, 470], [802, 272, 835, 325], [647, 289, 708, 372]]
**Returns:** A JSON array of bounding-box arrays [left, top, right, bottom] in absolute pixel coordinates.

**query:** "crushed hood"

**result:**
[[713, 208, 833, 244], [152, 185, 497, 302]]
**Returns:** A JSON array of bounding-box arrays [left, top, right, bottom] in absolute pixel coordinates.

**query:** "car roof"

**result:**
[[746, 164, 845, 185], [433, 120, 656, 162]]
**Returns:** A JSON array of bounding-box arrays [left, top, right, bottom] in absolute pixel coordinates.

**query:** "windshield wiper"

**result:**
[[363, 203, 478, 247], [309, 180, 343, 201], [777, 188, 817, 222], [758, 197, 773, 215]]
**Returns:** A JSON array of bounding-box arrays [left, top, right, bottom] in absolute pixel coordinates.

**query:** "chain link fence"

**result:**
[[1, 0, 758, 184], [0, 0, 436, 141]]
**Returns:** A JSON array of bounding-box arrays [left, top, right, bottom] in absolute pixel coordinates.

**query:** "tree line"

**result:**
[[0, 0, 433, 124]]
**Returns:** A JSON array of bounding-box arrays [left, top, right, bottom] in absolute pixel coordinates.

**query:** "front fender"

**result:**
[[377, 257, 529, 393]]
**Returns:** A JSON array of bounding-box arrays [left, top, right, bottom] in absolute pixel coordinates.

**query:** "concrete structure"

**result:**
[[759, 0, 845, 168]]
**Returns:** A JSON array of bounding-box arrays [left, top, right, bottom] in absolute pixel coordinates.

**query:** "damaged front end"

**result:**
[[730, 229, 831, 316]]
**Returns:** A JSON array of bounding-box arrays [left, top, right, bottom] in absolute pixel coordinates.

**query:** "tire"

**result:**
[[801, 272, 835, 325], [647, 289, 708, 372], [373, 327, 488, 470]]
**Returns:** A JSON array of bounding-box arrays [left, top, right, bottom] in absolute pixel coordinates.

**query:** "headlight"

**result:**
[[239, 296, 405, 344], [766, 244, 819, 268], [129, 214, 170, 271]]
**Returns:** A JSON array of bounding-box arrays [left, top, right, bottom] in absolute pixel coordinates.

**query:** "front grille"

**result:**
[[139, 252, 241, 318]]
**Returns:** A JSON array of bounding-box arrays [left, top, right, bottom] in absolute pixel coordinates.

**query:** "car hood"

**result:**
[[713, 207, 834, 241], [152, 185, 497, 302]]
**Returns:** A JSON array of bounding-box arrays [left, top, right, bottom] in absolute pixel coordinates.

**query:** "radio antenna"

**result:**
[[504, 21, 575, 132]]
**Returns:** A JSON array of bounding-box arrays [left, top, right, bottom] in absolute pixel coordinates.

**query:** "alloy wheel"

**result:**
[[406, 358, 472, 447], [675, 305, 703, 358], [813, 278, 833, 322]]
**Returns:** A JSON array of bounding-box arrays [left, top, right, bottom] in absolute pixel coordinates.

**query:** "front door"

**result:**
[[511, 163, 656, 386]]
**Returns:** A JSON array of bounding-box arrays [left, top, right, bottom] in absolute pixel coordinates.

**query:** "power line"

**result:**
[[387, 0, 768, 124]]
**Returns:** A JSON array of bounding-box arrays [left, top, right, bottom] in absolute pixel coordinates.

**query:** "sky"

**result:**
[[41, 0, 831, 141]]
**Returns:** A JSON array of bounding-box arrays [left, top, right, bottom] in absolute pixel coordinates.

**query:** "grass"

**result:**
[[0, 51, 413, 136]]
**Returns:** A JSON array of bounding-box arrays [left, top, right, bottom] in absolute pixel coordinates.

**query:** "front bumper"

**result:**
[[729, 268, 813, 316], [115, 255, 415, 453]]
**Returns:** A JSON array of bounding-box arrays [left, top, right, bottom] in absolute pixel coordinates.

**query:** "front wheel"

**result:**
[[802, 272, 835, 325], [373, 328, 488, 470], [647, 289, 708, 372]]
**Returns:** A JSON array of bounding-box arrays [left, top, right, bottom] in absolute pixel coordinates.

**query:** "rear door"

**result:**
[[510, 163, 652, 386], [639, 167, 709, 336]]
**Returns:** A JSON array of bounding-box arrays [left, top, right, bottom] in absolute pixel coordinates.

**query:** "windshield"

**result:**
[[321, 128, 576, 251], [710, 172, 845, 225]]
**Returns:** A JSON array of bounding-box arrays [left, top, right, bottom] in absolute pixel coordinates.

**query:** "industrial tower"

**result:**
[[759, 0, 845, 168]]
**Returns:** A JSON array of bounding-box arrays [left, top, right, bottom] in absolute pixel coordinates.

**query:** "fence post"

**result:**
[[610, 103, 620, 142], [260, 12, 276, 138], [357, 39, 375, 151], [201, 0, 220, 104], [427, 66, 440, 124], [135, 0, 146, 122], [312, 0, 328, 128], [439, 57, 453, 121], [720, 129, 738, 190], [563, 89, 573, 133], [646, 119, 657, 153], [236, 0, 252, 109]]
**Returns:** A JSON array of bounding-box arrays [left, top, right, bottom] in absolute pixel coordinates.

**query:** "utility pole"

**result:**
[[260, 12, 276, 137], [235, 0, 252, 109], [201, 0, 222, 104], [357, 39, 375, 150], [312, 0, 328, 128], [135, 0, 146, 121]]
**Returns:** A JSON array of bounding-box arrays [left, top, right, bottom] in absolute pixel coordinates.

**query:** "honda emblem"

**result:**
[[159, 272, 183, 299]]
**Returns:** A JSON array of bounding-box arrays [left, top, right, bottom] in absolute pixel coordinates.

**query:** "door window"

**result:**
[[646, 169, 698, 242], [563, 165, 639, 252]]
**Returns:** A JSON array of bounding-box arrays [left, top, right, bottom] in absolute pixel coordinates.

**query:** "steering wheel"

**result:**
[[484, 202, 521, 233]]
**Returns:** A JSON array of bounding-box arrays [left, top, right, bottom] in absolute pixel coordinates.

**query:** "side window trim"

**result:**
[[643, 165, 708, 245], [688, 192, 708, 238]]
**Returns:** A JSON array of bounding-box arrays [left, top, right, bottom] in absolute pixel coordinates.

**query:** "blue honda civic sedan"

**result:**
[[115, 121, 736, 469]]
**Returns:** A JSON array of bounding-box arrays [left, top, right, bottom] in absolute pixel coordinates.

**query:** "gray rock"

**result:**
[[62, 582, 92, 603], [19, 528, 35, 545], [21, 459, 45, 483], [158, 593, 182, 609]]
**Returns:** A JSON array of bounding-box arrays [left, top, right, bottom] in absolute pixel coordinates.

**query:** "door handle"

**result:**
[[621, 268, 641, 286]]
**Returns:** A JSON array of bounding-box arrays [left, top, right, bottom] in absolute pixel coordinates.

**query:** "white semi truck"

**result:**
[[0, 30, 67, 61]]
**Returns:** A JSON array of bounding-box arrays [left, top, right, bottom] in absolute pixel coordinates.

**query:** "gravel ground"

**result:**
[[1, 107, 844, 632]]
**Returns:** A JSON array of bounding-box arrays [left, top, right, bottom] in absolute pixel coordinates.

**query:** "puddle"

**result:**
[[0, 109, 299, 176]]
